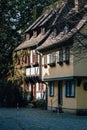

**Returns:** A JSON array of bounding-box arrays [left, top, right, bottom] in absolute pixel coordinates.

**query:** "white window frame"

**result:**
[[65, 80, 75, 97], [49, 82, 54, 97]]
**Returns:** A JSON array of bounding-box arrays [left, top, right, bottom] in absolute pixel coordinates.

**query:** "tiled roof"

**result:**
[[37, 8, 87, 52], [15, 1, 87, 52], [25, 10, 53, 32], [15, 30, 51, 51], [15, 3, 66, 51]]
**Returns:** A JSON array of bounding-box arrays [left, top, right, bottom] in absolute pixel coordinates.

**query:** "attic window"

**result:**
[[26, 33, 30, 40], [41, 27, 45, 35], [51, 28, 57, 38], [64, 25, 69, 35], [33, 30, 37, 38]]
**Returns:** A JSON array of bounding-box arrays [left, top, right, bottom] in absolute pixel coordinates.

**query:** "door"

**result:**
[[58, 81, 62, 105]]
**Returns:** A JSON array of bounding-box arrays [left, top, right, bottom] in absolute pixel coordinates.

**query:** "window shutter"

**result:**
[[17, 57, 20, 65], [25, 55, 27, 64], [59, 49, 63, 65], [27, 55, 30, 65], [65, 48, 70, 64]]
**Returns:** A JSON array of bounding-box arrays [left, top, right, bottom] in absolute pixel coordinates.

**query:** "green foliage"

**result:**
[[0, 0, 59, 82], [31, 99, 47, 109], [0, 80, 28, 107], [0, 0, 60, 107]]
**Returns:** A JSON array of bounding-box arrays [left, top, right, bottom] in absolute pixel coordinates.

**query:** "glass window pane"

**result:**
[[65, 81, 75, 97], [44, 55, 47, 64]]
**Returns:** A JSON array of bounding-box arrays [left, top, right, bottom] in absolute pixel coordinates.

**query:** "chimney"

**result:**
[[67, 0, 86, 11], [75, 0, 86, 11]]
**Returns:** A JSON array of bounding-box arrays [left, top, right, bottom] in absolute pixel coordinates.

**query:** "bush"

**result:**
[[0, 80, 28, 108], [31, 99, 47, 109]]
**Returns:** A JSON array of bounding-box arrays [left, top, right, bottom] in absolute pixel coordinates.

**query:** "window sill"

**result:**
[[57, 61, 63, 66], [49, 95, 54, 97], [33, 63, 39, 67], [65, 96, 75, 98], [64, 60, 70, 65], [48, 62, 56, 67]]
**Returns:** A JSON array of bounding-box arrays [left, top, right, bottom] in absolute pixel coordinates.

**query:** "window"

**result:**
[[65, 81, 75, 97], [48, 53, 56, 67], [59, 49, 63, 65], [33, 30, 37, 38], [22, 55, 30, 65], [26, 33, 30, 40], [44, 55, 47, 64], [41, 27, 45, 35], [64, 25, 69, 35], [49, 82, 54, 97], [33, 53, 38, 65], [65, 47, 70, 64], [44, 55, 47, 68], [17, 57, 20, 65], [51, 28, 57, 38]]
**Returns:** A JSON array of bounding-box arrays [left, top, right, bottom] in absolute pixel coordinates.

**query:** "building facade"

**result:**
[[36, 0, 87, 114], [13, 0, 87, 113]]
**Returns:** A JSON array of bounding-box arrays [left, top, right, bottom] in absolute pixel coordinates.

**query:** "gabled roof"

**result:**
[[15, 2, 66, 51], [37, 7, 87, 52], [15, 1, 87, 52], [15, 30, 51, 51]]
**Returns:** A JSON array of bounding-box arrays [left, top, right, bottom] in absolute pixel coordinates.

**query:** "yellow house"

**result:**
[[13, 0, 87, 112], [36, 0, 87, 114]]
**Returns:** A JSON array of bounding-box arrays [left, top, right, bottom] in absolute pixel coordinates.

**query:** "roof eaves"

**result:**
[[25, 14, 44, 33], [15, 29, 51, 51], [37, 14, 87, 52]]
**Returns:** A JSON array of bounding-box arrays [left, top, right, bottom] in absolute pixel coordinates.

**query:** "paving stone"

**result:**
[[0, 108, 87, 130]]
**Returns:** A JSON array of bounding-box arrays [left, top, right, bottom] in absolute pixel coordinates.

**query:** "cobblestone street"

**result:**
[[0, 108, 87, 130]]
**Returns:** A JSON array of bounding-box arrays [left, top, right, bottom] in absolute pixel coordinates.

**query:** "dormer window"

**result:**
[[26, 33, 30, 40], [41, 27, 45, 35], [64, 25, 69, 35], [33, 30, 37, 38]]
